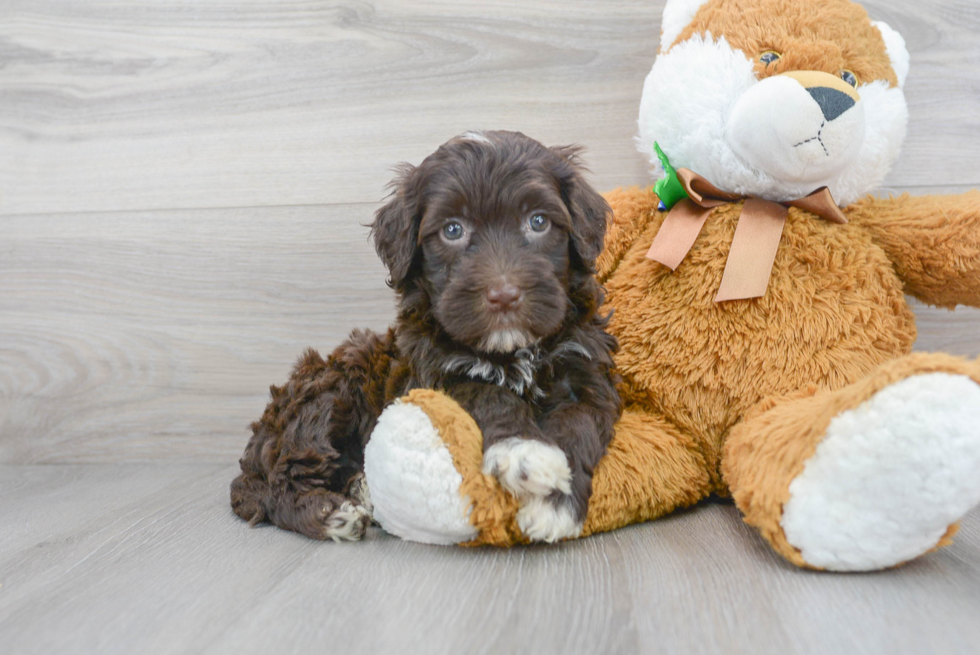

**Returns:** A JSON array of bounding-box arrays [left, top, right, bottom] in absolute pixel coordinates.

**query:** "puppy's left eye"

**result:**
[[442, 221, 465, 241], [528, 214, 550, 233], [840, 70, 858, 88]]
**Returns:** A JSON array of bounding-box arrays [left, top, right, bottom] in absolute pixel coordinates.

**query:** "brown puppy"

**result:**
[[231, 131, 621, 543]]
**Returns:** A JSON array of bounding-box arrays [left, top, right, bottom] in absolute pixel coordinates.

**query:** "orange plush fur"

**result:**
[[672, 0, 900, 87], [366, 0, 980, 567]]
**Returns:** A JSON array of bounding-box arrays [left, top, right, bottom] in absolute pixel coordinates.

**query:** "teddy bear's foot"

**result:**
[[780, 372, 980, 571], [482, 437, 582, 543], [725, 354, 980, 571], [364, 398, 480, 545]]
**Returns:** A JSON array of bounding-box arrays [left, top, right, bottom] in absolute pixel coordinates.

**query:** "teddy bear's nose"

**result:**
[[807, 86, 856, 122]]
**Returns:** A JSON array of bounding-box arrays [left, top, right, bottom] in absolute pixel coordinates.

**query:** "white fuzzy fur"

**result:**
[[459, 130, 493, 145], [873, 21, 910, 88], [441, 347, 543, 398], [725, 74, 865, 184], [478, 327, 533, 354], [637, 33, 907, 206], [781, 373, 980, 571], [363, 400, 478, 545], [482, 437, 572, 497], [323, 501, 371, 542], [517, 496, 583, 543], [483, 437, 581, 542], [659, 0, 710, 53]]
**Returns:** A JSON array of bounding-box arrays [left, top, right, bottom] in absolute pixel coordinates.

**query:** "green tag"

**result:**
[[652, 142, 689, 211]]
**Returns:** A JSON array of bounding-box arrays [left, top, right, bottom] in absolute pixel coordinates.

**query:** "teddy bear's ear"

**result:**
[[872, 21, 910, 89], [660, 0, 710, 53]]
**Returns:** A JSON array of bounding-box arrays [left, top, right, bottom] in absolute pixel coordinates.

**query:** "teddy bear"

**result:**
[[361, 0, 980, 571]]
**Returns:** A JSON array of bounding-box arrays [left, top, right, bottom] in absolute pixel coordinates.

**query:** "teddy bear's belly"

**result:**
[[604, 207, 917, 471]]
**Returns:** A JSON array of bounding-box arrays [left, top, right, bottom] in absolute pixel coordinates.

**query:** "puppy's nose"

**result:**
[[486, 281, 523, 312]]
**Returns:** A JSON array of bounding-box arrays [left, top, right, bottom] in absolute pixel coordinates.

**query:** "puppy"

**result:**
[[230, 130, 622, 543]]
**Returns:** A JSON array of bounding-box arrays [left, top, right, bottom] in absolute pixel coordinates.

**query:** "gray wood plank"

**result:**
[[2, 464, 980, 655], [0, 463, 225, 554], [0, 204, 393, 464], [0, 464, 321, 654], [1, 0, 979, 215]]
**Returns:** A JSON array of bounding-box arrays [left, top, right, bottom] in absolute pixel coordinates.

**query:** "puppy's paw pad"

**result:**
[[517, 496, 583, 543], [482, 437, 572, 497], [322, 501, 372, 542]]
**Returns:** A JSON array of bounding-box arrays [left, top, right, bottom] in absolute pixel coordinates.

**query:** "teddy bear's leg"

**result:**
[[581, 406, 712, 537], [722, 353, 980, 571], [365, 390, 713, 546]]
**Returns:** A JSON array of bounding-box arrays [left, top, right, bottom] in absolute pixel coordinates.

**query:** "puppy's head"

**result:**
[[371, 130, 610, 354]]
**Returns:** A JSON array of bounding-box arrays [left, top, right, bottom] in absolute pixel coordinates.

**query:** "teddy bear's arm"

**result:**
[[596, 187, 663, 283], [845, 191, 980, 308]]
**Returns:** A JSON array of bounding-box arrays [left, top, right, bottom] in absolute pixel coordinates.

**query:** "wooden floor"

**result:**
[[2, 1, 979, 653], [2, 464, 980, 655]]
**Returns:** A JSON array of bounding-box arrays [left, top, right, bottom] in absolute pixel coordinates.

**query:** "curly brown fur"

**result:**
[[231, 130, 621, 541], [230, 331, 399, 541]]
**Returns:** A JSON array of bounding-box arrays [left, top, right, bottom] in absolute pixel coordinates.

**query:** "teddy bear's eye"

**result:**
[[840, 70, 858, 88], [759, 51, 781, 66]]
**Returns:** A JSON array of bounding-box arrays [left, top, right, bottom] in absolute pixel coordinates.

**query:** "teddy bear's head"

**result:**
[[637, 0, 909, 206]]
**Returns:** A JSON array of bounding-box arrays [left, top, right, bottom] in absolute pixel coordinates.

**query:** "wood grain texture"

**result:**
[[2, 464, 980, 655], [0, 204, 393, 463], [1, 0, 979, 214]]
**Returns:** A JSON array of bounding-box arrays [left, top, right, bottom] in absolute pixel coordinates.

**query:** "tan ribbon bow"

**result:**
[[644, 169, 848, 302]]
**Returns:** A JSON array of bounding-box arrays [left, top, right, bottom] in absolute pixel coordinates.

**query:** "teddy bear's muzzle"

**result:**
[[725, 70, 865, 185]]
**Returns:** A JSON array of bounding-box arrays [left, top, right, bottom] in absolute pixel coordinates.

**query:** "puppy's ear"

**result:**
[[371, 163, 423, 288], [551, 145, 611, 267]]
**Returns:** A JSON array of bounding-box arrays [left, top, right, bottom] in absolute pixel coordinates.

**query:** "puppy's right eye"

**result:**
[[442, 221, 465, 241], [528, 214, 550, 233]]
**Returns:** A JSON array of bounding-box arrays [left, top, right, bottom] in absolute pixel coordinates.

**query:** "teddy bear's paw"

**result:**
[[781, 373, 980, 571], [482, 437, 572, 498], [364, 399, 480, 545], [516, 495, 583, 543]]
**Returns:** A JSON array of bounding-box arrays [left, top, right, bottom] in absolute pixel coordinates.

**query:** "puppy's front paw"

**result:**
[[517, 496, 583, 543], [482, 437, 572, 498], [482, 438, 583, 543]]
